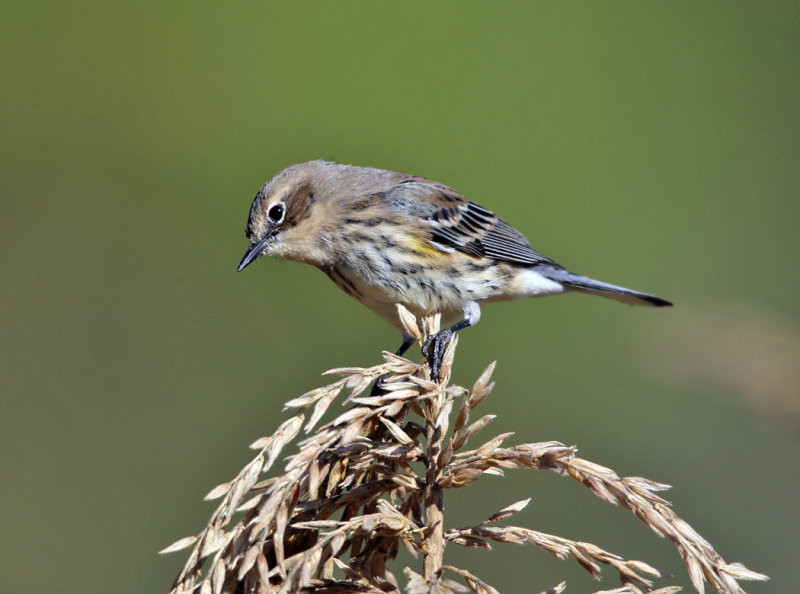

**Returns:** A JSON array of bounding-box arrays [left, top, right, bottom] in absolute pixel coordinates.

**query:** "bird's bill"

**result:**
[[237, 237, 271, 271]]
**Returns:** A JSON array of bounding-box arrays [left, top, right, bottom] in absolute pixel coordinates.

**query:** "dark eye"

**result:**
[[268, 203, 285, 223]]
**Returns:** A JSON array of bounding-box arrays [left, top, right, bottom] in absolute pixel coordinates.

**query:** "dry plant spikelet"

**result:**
[[163, 305, 767, 594]]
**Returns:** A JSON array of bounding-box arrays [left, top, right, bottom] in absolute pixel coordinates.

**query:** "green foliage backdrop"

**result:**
[[2, 2, 797, 592]]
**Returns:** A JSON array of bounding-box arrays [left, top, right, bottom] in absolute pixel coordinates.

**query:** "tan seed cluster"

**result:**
[[163, 306, 767, 594]]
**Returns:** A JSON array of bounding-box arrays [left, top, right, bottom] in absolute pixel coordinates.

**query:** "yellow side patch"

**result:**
[[407, 236, 444, 259]]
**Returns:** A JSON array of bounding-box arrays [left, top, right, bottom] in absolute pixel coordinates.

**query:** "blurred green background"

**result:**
[[2, 2, 798, 592]]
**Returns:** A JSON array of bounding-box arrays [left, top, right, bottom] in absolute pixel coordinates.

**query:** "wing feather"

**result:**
[[379, 179, 559, 267], [430, 199, 556, 266]]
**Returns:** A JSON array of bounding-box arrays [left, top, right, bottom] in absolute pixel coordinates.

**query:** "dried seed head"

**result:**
[[164, 313, 766, 594]]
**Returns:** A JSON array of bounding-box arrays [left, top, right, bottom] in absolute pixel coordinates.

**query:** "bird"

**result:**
[[237, 160, 672, 380]]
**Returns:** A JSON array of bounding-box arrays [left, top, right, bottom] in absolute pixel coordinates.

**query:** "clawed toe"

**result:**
[[423, 329, 453, 381], [370, 374, 389, 396]]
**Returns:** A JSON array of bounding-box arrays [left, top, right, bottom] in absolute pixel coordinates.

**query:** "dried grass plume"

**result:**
[[163, 306, 767, 594]]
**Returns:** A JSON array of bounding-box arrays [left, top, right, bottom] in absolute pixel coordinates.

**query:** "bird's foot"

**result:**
[[370, 374, 389, 396], [422, 328, 453, 382]]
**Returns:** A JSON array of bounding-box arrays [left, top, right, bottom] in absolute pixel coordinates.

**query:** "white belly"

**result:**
[[327, 256, 565, 329]]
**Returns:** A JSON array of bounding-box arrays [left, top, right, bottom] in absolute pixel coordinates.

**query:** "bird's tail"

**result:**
[[536, 266, 672, 307]]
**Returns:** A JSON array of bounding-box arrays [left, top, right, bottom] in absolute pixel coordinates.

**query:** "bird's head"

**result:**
[[237, 161, 335, 271]]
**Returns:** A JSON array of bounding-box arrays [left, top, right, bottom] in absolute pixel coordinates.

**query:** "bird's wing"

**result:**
[[382, 179, 559, 267]]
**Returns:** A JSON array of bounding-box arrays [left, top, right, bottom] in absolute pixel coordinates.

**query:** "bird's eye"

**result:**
[[268, 203, 285, 223]]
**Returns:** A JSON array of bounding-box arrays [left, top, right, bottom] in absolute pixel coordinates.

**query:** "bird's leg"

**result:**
[[394, 333, 415, 358], [422, 319, 472, 381], [371, 333, 415, 396]]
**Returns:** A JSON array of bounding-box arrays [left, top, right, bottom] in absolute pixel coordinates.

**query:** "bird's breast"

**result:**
[[324, 245, 515, 326]]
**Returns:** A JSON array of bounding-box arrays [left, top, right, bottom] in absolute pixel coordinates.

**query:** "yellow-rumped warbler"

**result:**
[[238, 160, 671, 379]]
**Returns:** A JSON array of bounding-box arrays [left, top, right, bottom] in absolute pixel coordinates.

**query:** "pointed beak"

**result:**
[[237, 237, 271, 272]]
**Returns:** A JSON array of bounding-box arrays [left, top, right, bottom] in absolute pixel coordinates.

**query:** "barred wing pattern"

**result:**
[[430, 202, 558, 266], [387, 180, 559, 267]]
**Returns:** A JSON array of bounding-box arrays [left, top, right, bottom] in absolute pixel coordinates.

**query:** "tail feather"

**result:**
[[536, 266, 672, 307]]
